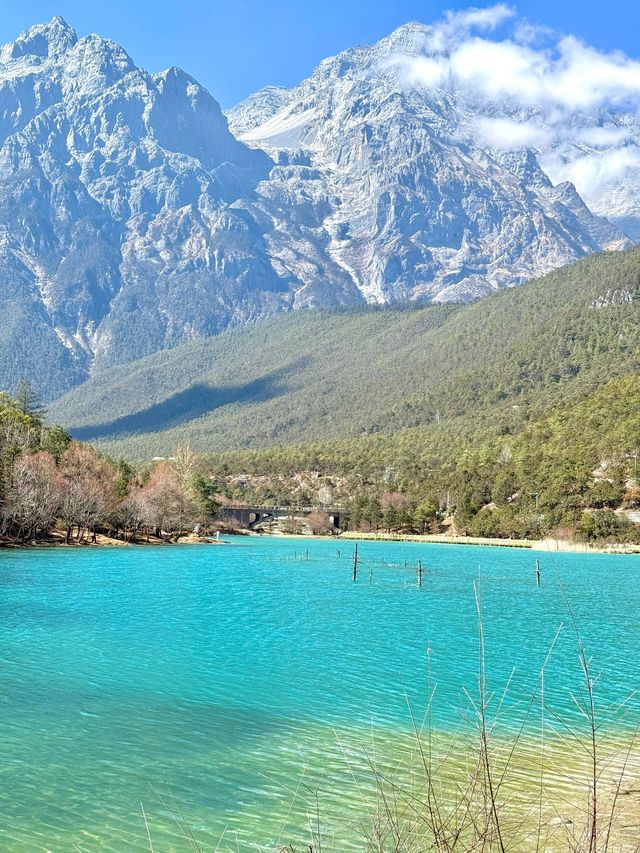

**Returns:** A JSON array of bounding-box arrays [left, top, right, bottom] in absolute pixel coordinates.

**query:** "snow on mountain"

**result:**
[[228, 19, 633, 304], [0, 17, 311, 396], [0, 14, 635, 399], [227, 85, 293, 137]]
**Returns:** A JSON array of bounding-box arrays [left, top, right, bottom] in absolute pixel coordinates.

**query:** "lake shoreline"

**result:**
[[271, 529, 640, 556], [0, 530, 230, 549], [2, 527, 640, 556], [337, 530, 640, 555]]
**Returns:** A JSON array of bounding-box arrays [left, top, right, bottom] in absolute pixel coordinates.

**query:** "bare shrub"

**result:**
[[306, 511, 335, 535]]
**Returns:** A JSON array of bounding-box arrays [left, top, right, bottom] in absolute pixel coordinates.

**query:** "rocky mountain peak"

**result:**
[[154, 65, 200, 91], [3, 16, 77, 60], [61, 34, 136, 92], [0, 16, 637, 403], [228, 21, 634, 307], [377, 21, 433, 56], [225, 86, 292, 136]]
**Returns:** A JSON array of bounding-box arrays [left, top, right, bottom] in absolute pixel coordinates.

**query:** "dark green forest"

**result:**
[[210, 374, 640, 541], [51, 248, 640, 459]]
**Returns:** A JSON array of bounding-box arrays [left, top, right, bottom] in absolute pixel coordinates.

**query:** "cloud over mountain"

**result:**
[[389, 5, 640, 214]]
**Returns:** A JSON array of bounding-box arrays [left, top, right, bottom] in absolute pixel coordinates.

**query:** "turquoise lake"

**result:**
[[1, 537, 639, 851]]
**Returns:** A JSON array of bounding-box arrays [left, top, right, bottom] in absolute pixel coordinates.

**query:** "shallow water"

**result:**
[[1, 538, 639, 850]]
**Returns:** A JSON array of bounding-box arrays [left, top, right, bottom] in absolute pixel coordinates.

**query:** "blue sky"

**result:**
[[0, 0, 639, 107]]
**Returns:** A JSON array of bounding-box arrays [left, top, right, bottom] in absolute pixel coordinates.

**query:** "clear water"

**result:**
[[1, 538, 639, 851]]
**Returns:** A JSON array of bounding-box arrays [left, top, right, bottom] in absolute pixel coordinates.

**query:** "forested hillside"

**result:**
[[210, 374, 640, 541], [47, 248, 640, 541], [51, 248, 640, 459]]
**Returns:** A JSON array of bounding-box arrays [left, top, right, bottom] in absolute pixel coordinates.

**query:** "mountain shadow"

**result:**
[[69, 361, 307, 441]]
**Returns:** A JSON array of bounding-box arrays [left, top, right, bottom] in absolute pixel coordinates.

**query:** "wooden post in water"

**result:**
[[418, 559, 423, 588], [535, 559, 541, 586], [353, 543, 358, 582]]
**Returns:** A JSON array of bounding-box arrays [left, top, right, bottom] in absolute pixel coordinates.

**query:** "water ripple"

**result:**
[[0, 540, 639, 849]]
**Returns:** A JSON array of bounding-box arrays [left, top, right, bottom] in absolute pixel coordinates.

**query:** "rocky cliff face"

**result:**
[[0, 18, 634, 398], [0, 17, 336, 396], [229, 23, 633, 304]]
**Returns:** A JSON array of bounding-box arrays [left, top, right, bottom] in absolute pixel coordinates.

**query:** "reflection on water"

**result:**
[[0, 539, 639, 850]]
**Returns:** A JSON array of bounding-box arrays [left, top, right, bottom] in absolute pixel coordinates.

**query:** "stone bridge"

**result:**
[[217, 505, 342, 530]]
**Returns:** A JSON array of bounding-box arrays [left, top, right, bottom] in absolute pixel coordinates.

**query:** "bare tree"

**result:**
[[306, 511, 335, 536], [59, 443, 117, 543], [2, 452, 62, 542], [116, 488, 147, 543], [139, 462, 197, 539], [172, 440, 198, 488]]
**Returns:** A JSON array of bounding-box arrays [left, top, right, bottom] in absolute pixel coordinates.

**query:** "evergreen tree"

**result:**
[[14, 379, 45, 423]]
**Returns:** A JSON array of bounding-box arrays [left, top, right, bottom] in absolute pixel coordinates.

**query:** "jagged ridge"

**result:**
[[0, 17, 634, 400]]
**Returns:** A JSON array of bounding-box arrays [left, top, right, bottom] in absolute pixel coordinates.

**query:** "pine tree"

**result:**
[[14, 379, 45, 423]]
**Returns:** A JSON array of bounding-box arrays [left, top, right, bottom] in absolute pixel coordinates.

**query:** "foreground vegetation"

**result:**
[[308, 566, 638, 850], [0, 385, 218, 544]]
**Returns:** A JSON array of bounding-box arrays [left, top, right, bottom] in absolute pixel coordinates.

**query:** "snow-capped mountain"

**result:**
[[0, 16, 635, 398], [228, 21, 633, 303], [0, 17, 334, 397]]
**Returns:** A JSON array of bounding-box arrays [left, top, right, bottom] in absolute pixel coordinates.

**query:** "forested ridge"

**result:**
[[209, 374, 640, 542], [50, 248, 640, 460]]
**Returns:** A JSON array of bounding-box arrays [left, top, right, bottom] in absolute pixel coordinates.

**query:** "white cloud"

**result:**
[[545, 147, 640, 200], [449, 38, 548, 102], [397, 54, 448, 88], [405, 32, 640, 111], [513, 21, 554, 46], [551, 37, 640, 110], [387, 5, 640, 205], [577, 126, 633, 147], [443, 4, 515, 33], [391, 5, 640, 111], [475, 117, 551, 149], [416, 4, 515, 54]]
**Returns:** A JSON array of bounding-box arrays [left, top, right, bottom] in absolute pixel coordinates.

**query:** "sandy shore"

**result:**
[[337, 530, 640, 556]]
